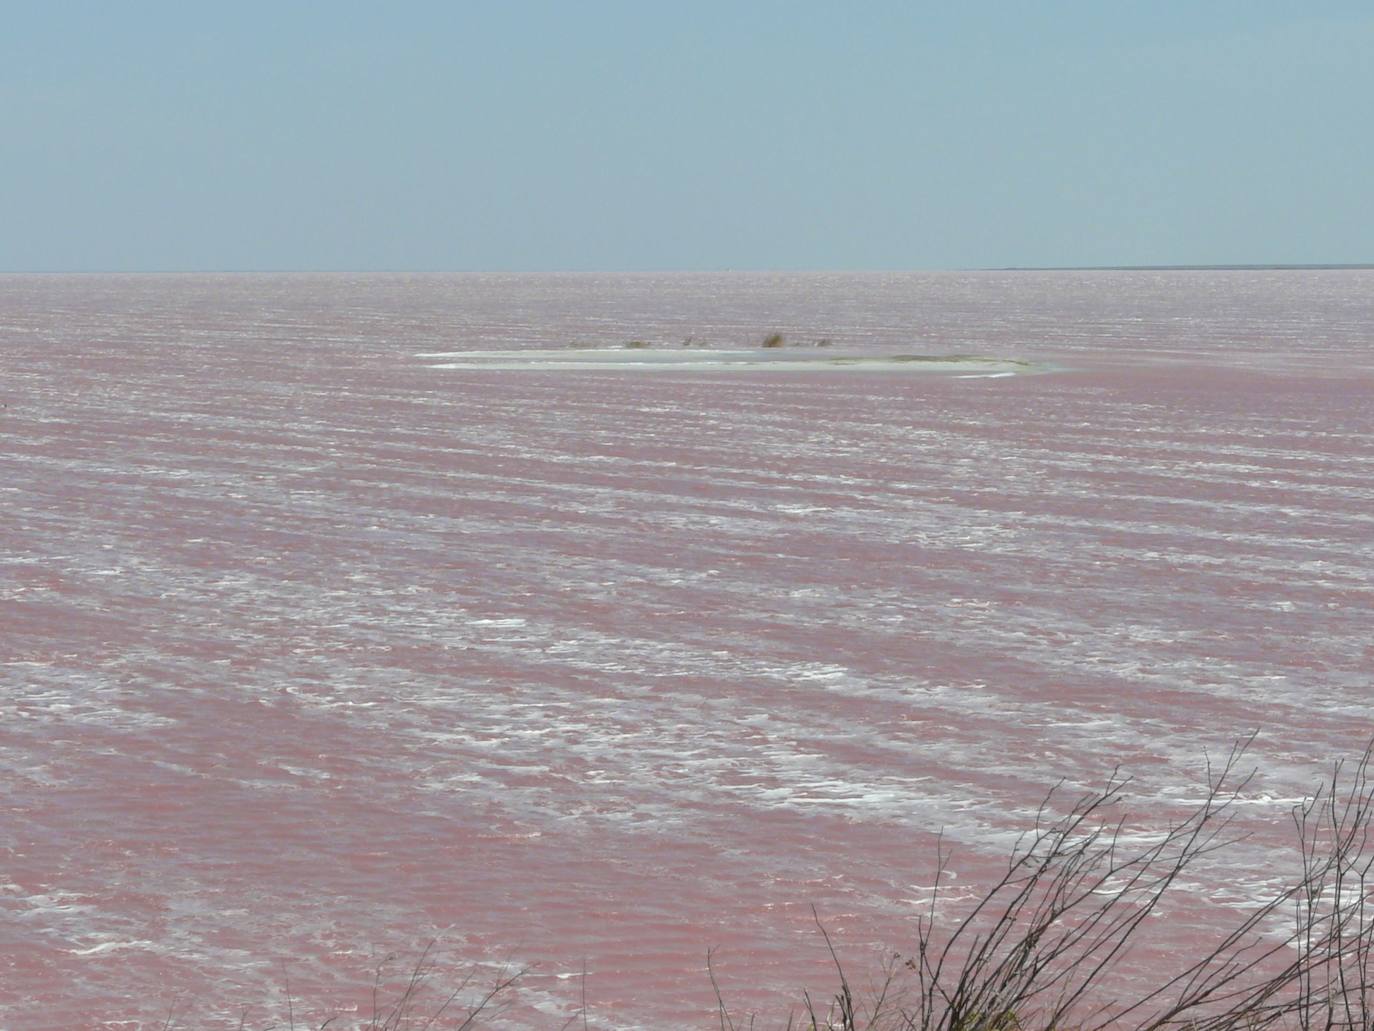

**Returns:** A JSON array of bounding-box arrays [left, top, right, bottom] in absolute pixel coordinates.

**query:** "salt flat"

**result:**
[[415, 347, 1036, 375], [1, 271, 1372, 1028]]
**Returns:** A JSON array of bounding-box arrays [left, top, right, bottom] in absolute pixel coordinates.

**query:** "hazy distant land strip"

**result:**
[[989, 263, 1374, 271]]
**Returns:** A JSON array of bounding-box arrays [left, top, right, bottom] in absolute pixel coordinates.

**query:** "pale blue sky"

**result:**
[[2, 2, 1370, 271]]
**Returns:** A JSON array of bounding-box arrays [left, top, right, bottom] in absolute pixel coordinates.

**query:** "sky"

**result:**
[[2, 2, 1371, 271]]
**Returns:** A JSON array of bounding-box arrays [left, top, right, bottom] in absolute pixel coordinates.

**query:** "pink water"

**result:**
[[2, 272, 1372, 1029]]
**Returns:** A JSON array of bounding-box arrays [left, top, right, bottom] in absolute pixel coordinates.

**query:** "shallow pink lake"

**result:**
[[2, 271, 1372, 1028]]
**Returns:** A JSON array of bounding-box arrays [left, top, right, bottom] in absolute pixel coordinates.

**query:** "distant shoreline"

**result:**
[[3, 264, 1372, 275], [987, 263, 1374, 271]]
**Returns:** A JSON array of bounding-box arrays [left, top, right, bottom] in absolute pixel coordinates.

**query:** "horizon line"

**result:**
[[2, 263, 1372, 276]]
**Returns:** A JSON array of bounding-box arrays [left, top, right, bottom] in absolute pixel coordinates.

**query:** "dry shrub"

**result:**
[[717, 737, 1374, 1031]]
